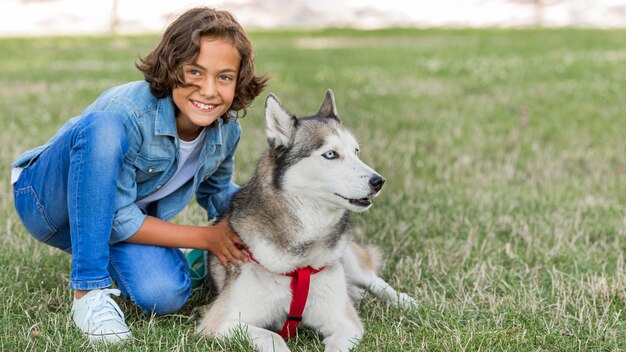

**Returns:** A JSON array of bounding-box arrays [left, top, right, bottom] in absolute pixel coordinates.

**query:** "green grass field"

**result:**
[[1, 28, 626, 351]]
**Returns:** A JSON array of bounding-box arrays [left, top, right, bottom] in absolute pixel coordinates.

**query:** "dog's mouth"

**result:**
[[334, 193, 372, 207]]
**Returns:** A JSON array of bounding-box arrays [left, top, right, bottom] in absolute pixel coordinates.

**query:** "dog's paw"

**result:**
[[195, 324, 209, 336], [255, 338, 291, 352], [397, 292, 418, 309]]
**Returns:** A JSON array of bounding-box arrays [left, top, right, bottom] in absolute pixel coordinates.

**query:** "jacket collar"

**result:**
[[154, 95, 178, 138]]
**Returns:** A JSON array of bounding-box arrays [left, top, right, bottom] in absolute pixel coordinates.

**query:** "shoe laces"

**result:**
[[82, 289, 126, 329]]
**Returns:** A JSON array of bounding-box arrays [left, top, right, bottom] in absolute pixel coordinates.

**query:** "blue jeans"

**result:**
[[12, 112, 191, 315]]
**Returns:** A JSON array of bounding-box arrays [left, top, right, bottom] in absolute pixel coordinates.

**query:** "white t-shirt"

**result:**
[[135, 128, 207, 211]]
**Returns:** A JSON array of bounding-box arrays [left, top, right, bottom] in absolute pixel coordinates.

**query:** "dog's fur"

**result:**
[[197, 90, 416, 352]]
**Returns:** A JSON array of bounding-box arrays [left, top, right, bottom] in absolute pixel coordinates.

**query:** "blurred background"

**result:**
[[2, 0, 626, 36]]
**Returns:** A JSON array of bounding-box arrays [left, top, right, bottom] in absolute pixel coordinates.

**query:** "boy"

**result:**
[[11, 7, 268, 343]]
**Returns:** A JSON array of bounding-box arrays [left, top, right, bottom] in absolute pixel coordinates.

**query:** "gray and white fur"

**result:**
[[197, 90, 416, 352]]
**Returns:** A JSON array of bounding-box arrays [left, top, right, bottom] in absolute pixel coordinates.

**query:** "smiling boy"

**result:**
[[11, 8, 268, 343]]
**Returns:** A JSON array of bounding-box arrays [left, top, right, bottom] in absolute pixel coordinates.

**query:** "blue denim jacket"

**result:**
[[12, 81, 240, 243]]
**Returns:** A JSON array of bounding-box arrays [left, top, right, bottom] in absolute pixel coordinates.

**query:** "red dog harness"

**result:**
[[236, 243, 325, 339]]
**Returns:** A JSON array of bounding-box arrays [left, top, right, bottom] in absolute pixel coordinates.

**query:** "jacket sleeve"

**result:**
[[195, 132, 241, 221], [105, 105, 147, 244], [110, 152, 147, 244]]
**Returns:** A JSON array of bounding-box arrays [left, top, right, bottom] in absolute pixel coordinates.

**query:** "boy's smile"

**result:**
[[173, 37, 240, 141]]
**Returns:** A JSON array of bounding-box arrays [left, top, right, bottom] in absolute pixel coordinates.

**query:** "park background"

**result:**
[[2, 0, 626, 36], [1, 0, 626, 351]]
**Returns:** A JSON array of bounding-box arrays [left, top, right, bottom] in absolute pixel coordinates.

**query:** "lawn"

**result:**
[[1, 28, 626, 351]]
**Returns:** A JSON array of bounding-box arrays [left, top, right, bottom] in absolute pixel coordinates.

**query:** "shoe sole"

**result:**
[[86, 331, 132, 344]]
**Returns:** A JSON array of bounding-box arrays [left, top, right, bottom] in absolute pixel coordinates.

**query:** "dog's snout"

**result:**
[[369, 175, 385, 192]]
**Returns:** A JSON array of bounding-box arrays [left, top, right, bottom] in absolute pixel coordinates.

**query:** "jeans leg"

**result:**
[[108, 242, 191, 315], [13, 111, 128, 290]]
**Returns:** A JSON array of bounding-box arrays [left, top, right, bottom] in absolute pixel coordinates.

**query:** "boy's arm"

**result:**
[[125, 216, 249, 267]]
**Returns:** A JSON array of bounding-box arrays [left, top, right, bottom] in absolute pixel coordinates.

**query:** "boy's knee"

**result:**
[[78, 112, 128, 156], [132, 274, 191, 316]]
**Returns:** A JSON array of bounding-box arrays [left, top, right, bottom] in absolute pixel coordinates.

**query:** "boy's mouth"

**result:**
[[192, 100, 217, 112]]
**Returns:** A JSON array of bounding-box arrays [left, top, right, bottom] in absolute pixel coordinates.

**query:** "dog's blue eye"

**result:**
[[322, 151, 337, 160]]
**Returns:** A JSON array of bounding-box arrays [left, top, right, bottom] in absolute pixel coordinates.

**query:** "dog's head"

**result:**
[[264, 90, 384, 212]]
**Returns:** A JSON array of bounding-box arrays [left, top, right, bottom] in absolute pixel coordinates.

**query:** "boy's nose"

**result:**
[[199, 78, 217, 97]]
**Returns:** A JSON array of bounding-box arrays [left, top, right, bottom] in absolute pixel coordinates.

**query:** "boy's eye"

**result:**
[[188, 69, 201, 76], [219, 74, 235, 82], [322, 151, 338, 160]]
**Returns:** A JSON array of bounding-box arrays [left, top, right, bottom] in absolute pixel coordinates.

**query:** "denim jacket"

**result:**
[[12, 81, 240, 243]]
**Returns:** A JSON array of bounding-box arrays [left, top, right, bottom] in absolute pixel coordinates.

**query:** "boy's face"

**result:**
[[173, 37, 240, 141]]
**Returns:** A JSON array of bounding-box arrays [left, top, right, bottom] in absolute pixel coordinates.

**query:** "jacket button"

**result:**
[[148, 168, 154, 173], [156, 184, 162, 189]]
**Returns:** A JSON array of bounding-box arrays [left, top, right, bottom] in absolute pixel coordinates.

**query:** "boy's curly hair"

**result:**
[[136, 7, 269, 121]]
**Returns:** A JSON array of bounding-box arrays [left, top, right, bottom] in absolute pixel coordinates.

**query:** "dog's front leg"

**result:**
[[200, 319, 290, 352], [244, 324, 291, 352], [307, 268, 364, 351], [198, 295, 291, 352], [319, 302, 364, 352]]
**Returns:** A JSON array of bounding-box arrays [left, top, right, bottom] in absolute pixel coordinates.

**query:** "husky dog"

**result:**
[[197, 90, 416, 352]]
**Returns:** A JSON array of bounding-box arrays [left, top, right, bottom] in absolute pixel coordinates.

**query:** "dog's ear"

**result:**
[[265, 93, 297, 149], [317, 89, 339, 120]]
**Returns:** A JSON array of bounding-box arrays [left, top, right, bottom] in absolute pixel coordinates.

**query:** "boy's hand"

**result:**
[[205, 218, 249, 267]]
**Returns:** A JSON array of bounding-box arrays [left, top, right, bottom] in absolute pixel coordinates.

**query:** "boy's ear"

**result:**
[[316, 89, 339, 120], [265, 93, 297, 149]]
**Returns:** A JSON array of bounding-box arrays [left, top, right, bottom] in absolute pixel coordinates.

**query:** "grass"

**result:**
[[1, 27, 626, 351]]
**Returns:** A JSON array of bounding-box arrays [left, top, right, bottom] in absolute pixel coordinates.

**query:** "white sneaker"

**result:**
[[71, 288, 132, 344]]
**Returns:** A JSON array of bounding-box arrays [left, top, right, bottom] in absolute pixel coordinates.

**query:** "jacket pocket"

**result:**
[[133, 154, 171, 183], [13, 186, 57, 242]]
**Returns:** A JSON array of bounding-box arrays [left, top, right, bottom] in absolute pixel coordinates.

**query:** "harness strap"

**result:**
[[279, 266, 325, 339], [235, 243, 325, 339]]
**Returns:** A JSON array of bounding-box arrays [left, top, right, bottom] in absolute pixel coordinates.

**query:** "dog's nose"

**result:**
[[369, 175, 385, 192]]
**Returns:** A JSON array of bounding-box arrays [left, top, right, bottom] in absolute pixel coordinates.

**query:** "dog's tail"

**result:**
[[349, 242, 382, 275], [344, 241, 417, 308], [343, 241, 382, 300]]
